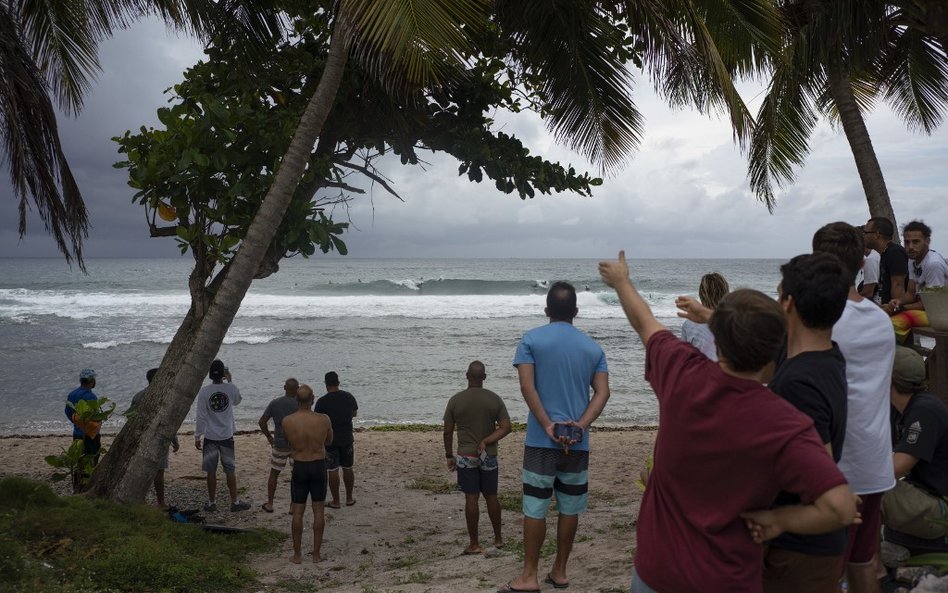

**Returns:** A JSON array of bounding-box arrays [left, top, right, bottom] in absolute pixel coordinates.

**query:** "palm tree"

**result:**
[[0, 0, 283, 269], [89, 0, 784, 502], [747, 0, 948, 230]]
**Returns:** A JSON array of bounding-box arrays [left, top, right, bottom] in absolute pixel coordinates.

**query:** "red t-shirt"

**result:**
[[635, 331, 847, 593]]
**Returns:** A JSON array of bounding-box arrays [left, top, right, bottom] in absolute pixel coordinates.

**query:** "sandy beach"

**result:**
[[2, 427, 655, 593]]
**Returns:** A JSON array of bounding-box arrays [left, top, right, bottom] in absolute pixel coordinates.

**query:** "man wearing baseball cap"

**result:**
[[883, 347, 948, 543], [65, 368, 102, 491]]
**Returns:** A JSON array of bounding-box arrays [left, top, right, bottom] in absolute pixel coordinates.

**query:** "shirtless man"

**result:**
[[281, 384, 333, 564]]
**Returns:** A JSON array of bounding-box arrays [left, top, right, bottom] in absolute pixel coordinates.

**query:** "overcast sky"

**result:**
[[2, 18, 947, 262]]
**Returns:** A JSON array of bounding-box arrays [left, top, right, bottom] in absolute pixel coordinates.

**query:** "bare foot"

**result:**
[[326, 501, 341, 509], [494, 537, 504, 549], [345, 499, 356, 506], [311, 553, 325, 563], [498, 579, 539, 592], [290, 555, 302, 565], [463, 545, 483, 555]]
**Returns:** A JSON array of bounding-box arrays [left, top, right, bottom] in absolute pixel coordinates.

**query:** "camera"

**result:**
[[553, 423, 583, 441]]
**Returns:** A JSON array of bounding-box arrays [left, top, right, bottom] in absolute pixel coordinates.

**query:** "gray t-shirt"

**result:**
[[262, 396, 299, 450]]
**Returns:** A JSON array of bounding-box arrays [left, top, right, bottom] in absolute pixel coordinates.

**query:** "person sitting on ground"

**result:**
[[680, 272, 729, 360], [282, 384, 333, 564], [864, 217, 908, 308], [601, 251, 859, 593], [887, 221, 948, 343], [129, 368, 180, 508], [258, 378, 300, 513], [883, 347, 948, 543], [443, 360, 512, 555]]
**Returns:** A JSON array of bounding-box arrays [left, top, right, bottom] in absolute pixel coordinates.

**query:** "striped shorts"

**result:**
[[521, 446, 589, 519]]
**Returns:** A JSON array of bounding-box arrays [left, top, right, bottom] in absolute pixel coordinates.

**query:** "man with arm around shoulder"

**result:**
[[602, 250, 858, 593]]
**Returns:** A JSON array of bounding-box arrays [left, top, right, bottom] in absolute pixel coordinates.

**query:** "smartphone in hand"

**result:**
[[553, 423, 583, 442]]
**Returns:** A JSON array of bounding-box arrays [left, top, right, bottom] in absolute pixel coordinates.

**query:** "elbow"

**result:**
[[833, 489, 859, 527]]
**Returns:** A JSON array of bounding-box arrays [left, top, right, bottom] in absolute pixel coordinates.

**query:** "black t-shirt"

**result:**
[[892, 392, 948, 496], [768, 344, 849, 556], [879, 242, 909, 304], [314, 390, 358, 446]]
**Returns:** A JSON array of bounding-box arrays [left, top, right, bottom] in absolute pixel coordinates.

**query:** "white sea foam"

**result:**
[[0, 288, 683, 321]]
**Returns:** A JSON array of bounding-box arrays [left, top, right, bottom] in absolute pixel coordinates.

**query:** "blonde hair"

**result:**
[[698, 273, 730, 309]]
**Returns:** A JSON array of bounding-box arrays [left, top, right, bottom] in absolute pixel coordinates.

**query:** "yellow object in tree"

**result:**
[[157, 201, 177, 222]]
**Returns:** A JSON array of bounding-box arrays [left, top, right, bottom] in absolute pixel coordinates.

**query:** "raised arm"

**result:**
[[599, 251, 666, 344]]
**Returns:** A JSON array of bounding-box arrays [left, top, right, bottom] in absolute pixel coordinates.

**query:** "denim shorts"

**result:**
[[202, 438, 236, 473]]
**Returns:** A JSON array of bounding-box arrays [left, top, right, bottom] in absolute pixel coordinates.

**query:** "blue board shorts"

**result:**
[[521, 446, 589, 518]]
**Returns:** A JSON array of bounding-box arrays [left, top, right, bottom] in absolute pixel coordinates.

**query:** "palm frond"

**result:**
[[747, 47, 820, 211], [342, 0, 487, 93], [0, 5, 87, 267], [19, 0, 118, 114], [879, 24, 948, 134], [496, 0, 643, 173]]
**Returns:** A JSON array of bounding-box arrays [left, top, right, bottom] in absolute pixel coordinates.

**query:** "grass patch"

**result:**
[[387, 554, 421, 569], [399, 570, 433, 584], [504, 536, 557, 561], [0, 476, 280, 593], [407, 477, 455, 494], [498, 490, 522, 512]]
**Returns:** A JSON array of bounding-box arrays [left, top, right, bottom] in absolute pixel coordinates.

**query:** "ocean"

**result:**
[[0, 257, 782, 436]]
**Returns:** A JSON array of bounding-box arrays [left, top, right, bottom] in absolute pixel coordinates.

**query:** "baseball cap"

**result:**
[[893, 346, 926, 386], [79, 368, 96, 381], [209, 360, 226, 380]]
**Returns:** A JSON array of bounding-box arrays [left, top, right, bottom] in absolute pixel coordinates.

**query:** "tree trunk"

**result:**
[[826, 68, 899, 234], [87, 21, 352, 503]]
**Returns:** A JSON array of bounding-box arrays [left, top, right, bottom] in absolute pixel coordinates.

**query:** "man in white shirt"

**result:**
[[889, 220, 948, 343], [194, 359, 250, 512], [859, 246, 881, 301], [813, 222, 896, 593]]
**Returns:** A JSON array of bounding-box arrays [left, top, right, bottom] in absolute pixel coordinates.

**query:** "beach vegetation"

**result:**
[[93, 0, 787, 503], [45, 397, 116, 492], [0, 476, 279, 593], [505, 535, 558, 561], [399, 570, 433, 584], [407, 477, 456, 494]]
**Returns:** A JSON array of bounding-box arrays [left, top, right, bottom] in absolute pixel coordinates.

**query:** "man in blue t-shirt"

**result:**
[[65, 368, 102, 491], [499, 282, 610, 593]]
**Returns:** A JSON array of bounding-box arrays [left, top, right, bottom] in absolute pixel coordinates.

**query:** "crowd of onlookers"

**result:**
[[62, 215, 948, 592], [647, 217, 948, 593]]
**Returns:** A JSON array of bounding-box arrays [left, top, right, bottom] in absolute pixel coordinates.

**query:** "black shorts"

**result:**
[[290, 459, 328, 504], [457, 465, 499, 495], [325, 444, 354, 470]]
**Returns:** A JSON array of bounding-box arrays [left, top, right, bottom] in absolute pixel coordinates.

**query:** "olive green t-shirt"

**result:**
[[443, 387, 510, 456]]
